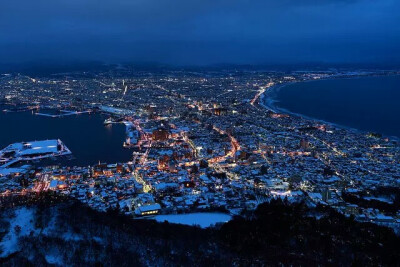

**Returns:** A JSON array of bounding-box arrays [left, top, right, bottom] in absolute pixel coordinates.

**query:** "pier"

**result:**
[[35, 110, 91, 118], [0, 139, 72, 170]]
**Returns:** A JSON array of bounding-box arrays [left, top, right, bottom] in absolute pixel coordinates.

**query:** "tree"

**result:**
[[14, 225, 21, 235]]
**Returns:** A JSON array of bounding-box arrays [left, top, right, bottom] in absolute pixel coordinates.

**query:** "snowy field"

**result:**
[[0, 207, 35, 257], [154, 213, 232, 228], [0, 206, 83, 265]]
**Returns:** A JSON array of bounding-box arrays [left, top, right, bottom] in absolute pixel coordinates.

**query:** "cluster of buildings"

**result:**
[[0, 68, 399, 230]]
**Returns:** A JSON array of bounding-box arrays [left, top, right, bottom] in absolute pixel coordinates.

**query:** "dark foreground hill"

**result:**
[[0, 196, 399, 266]]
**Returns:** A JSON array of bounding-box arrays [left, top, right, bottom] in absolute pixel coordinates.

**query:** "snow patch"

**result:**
[[0, 207, 35, 257], [45, 254, 64, 266]]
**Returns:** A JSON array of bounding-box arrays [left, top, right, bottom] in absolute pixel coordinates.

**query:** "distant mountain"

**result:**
[[1, 61, 399, 76]]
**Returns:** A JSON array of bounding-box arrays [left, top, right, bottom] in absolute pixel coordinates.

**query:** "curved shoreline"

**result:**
[[259, 75, 400, 140]]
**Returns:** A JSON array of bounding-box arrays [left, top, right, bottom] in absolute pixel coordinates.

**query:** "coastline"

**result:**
[[0, 110, 133, 166], [259, 75, 400, 141]]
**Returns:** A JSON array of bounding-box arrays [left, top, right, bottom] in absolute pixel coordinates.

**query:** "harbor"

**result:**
[[0, 139, 71, 175], [0, 110, 132, 167]]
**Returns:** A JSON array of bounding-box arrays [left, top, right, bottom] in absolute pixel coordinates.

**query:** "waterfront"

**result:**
[[0, 111, 132, 166], [0, 69, 399, 250], [268, 75, 400, 138]]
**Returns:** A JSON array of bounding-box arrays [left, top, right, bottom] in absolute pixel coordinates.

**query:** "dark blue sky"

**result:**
[[1, 0, 399, 65]]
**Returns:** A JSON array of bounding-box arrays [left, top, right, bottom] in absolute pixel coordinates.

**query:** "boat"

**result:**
[[104, 118, 113, 125]]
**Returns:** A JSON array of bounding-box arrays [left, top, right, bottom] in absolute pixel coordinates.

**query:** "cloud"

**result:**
[[0, 0, 399, 65]]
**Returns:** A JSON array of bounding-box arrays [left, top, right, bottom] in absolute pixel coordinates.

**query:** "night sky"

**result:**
[[1, 0, 399, 65]]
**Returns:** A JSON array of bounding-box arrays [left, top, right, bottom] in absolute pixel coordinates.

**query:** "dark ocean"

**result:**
[[0, 111, 132, 166], [272, 75, 400, 138]]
